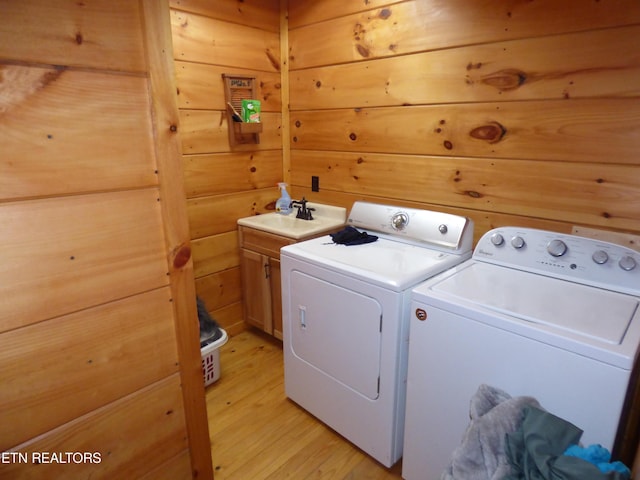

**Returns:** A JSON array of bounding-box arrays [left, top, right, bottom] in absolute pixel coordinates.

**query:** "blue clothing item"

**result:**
[[563, 444, 630, 477]]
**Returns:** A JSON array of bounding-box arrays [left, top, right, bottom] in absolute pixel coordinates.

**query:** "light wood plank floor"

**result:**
[[205, 328, 403, 480]]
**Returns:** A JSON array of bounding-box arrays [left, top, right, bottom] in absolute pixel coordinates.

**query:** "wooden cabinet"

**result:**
[[240, 248, 282, 336], [270, 256, 283, 337], [239, 225, 340, 339], [239, 226, 296, 339]]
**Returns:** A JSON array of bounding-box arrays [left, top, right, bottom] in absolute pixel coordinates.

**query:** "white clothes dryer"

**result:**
[[402, 227, 640, 480], [280, 201, 474, 467]]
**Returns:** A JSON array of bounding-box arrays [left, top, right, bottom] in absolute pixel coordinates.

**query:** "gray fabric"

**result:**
[[441, 384, 541, 480]]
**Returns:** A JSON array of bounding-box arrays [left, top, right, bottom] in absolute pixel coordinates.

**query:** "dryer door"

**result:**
[[289, 270, 382, 400]]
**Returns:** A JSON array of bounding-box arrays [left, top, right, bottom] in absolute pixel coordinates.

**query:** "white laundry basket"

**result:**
[[201, 328, 228, 387]]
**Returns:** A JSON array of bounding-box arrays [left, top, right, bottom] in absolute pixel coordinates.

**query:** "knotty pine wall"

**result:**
[[172, 0, 640, 338], [288, 0, 640, 246], [0, 1, 212, 479], [170, 0, 283, 336]]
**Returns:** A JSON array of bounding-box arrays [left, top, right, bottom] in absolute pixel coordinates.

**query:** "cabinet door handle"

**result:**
[[264, 262, 270, 279]]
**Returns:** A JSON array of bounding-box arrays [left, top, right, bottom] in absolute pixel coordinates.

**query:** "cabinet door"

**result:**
[[269, 257, 283, 340], [240, 248, 272, 332]]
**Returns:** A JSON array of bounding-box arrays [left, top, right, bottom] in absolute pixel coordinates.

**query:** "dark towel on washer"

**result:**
[[330, 226, 378, 246]]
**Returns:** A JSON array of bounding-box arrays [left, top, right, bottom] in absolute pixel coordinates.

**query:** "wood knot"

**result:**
[[469, 122, 507, 144], [173, 244, 192, 269], [379, 8, 392, 19], [265, 49, 280, 71], [169, 124, 178, 132], [480, 69, 527, 90], [356, 44, 370, 58]]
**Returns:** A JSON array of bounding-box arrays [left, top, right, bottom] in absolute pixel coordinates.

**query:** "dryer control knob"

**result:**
[[490, 233, 504, 246], [592, 250, 609, 265], [391, 212, 409, 230], [511, 236, 525, 249], [438, 224, 448, 234], [619, 255, 637, 271], [547, 239, 567, 257]]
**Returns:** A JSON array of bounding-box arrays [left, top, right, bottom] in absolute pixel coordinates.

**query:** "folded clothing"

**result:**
[[330, 226, 378, 246]]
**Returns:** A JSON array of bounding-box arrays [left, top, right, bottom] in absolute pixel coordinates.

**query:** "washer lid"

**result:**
[[429, 262, 638, 345], [281, 235, 471, 292]]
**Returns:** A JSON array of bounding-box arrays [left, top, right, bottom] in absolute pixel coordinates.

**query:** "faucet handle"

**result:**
[[305, 207, 315, 220]]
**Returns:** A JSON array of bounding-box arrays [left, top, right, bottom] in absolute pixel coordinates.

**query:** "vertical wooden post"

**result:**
[[140, 0, 214, 478], [280, 0, 291, 186]]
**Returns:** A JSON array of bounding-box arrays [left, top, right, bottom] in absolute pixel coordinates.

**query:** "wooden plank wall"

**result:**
[[169, 0, 640, 339], [0, 1, 212, 479], [288, 0, 640, 244], [170, 0, 283, 336]]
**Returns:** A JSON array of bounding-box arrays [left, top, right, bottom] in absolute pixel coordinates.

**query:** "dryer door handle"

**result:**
[[299, 305, 307, 329]]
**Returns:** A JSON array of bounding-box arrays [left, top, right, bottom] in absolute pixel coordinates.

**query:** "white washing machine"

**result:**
[[402, 227, 640, 480], [280, 201, 474, 467]]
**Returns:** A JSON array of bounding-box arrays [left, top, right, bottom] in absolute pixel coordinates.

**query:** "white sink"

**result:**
[[237, 202, 347, 239]]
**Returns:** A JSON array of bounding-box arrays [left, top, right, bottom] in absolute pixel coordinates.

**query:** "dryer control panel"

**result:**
[[347, 201, 474, 253], [474, 227, 640, 296]]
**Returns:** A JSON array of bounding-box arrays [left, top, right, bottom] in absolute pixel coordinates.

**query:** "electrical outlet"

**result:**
[[311, 176, 319, 192]]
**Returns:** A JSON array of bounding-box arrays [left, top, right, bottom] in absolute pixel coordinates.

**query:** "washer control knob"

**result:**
[[511, 236, 525, 249], [592, 250, 609, 265], [619, 255, 637, 271], [490, 233, 504, 246], [547, 239, 568, 257], [391, 212, 409, 230], [438, 224, 448, 234]]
